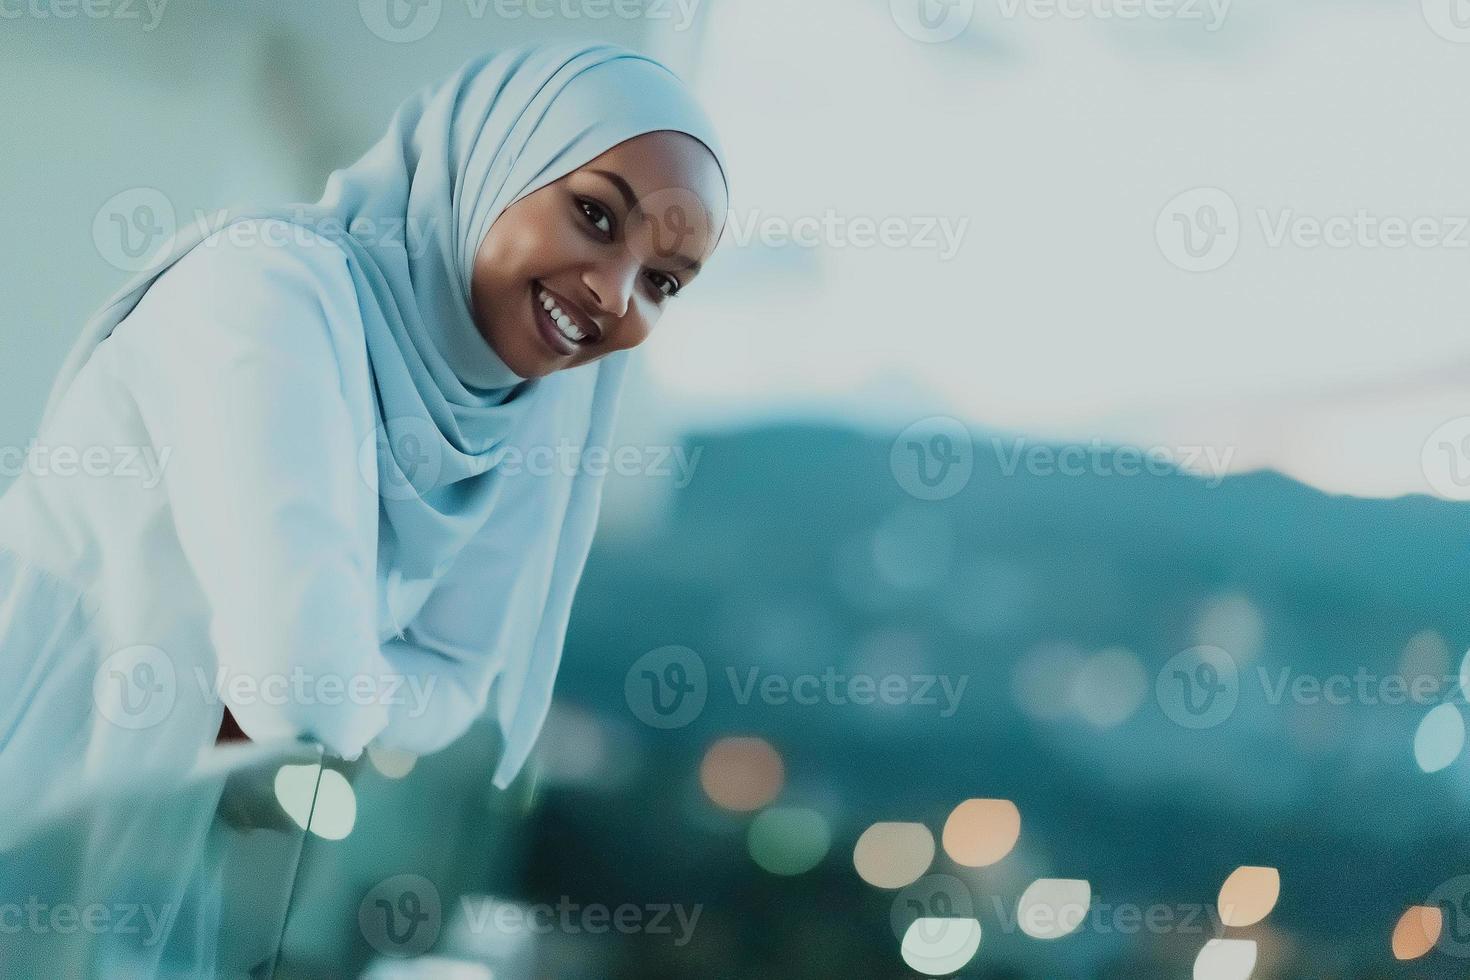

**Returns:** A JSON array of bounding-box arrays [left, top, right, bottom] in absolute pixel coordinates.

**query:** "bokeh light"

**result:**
[[1191, 594, 1264, 663], [747, 806, 831, 876], [869, 507, 956, 592], [1398, 630, 1452, 687], [1012, 643, 1086, 723], [274, 764, 317, 831], [366, 745, 418, 780], [941, 799, 1021, 868], [361, 957, 493, 980], [700, 737, 785, 812], [1016, 878, 1091, 940], [899, 917, 981, 976], [1192, 938, 1258, 980], [1069, 647, 1148, 729], [1216, 866, 1280, 928], [1391, 905, 1442, 960], [1413, 704, 1464, 774], [853, 822, 935, 889], [273, 764, 357, 840]]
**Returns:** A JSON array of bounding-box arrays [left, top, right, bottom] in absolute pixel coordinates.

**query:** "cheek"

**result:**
[[502, 204, 586, 277], [618, 306, 661, 350]]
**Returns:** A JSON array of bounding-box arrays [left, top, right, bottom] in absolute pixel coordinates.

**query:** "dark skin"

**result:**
[[216, 130, 727, 746], [469, 130, 728, 378]]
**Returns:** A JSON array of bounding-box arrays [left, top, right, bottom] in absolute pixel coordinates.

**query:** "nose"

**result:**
[[581, 254, 637, 322]]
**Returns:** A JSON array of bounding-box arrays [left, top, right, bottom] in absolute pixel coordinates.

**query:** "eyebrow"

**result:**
[[585, 168, 705, 275]]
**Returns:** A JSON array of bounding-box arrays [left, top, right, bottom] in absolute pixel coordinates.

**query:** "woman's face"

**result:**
[[469, 130, 727, 379]]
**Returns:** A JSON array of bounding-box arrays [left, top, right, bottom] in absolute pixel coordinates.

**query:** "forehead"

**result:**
[[574, 132, 727, 238]]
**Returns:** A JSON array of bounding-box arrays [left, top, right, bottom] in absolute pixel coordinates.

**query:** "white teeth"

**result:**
[[538, 288, 589, 345]]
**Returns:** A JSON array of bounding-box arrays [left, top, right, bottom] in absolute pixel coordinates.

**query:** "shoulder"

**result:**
[[118, 218, 366, 369], [167, 218, 358, 313]]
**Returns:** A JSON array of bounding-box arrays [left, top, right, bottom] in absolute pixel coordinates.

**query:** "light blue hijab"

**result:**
[[43, 43, 727, 787]]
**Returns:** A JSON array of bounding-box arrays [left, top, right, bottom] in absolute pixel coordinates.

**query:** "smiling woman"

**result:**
[[0, 42, 728, 812], [472, 131, 727, 377]]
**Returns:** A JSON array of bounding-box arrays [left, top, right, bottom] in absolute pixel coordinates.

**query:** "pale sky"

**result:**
[[627, 0, 1470, 500]]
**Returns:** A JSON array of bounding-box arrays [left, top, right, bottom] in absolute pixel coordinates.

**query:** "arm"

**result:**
[[367, 520, 554, 758], [116, 219, 390, 758]]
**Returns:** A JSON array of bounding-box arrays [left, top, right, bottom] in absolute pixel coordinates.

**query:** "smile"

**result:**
[[533, 283, 599, 354]]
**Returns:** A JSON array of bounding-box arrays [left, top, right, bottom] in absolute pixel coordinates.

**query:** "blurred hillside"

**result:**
[[535, 421, 1470, 978]]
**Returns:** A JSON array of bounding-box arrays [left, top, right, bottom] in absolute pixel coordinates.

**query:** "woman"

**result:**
[[0, 42, 728, 815]]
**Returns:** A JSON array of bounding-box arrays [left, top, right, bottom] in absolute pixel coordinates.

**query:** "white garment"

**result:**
[[0, 220, 544, 814]]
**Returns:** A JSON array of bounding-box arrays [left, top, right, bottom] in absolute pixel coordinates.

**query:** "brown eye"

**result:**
[[578, 198, 613, 237], [646, 270, 681, 298]]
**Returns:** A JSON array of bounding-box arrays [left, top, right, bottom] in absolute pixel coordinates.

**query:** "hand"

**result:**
[[216, 705, 251, 745]]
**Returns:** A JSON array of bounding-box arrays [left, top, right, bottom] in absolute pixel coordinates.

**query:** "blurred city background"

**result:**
[[4, 1, 1470, 977]]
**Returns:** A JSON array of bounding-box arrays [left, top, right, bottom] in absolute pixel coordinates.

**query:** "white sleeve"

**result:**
[[113, 220, 391, 758], [372, 512, 551, 758]]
